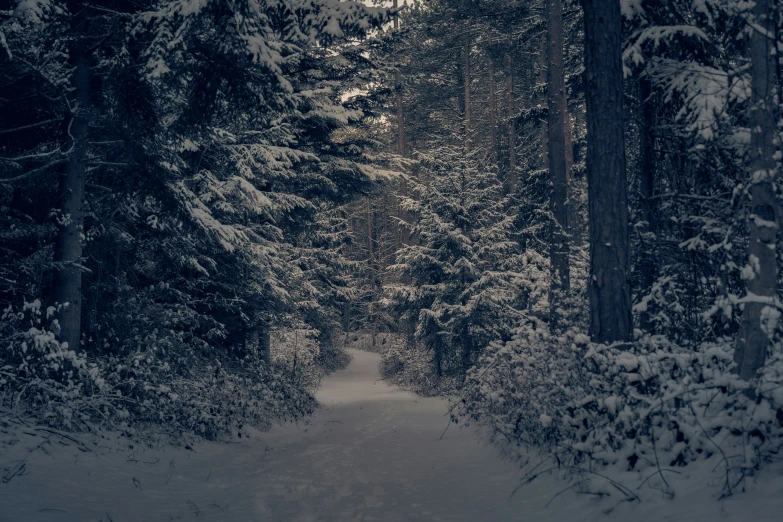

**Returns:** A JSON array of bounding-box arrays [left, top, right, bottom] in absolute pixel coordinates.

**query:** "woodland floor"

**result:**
[[1, 348, 782, 521]]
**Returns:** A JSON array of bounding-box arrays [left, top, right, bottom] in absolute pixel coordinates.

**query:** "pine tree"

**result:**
[[389, 146, 522, 377], [0, 0, 395, 434]]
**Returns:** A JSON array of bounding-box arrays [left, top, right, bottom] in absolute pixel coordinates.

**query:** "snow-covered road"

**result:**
[[3, 348, 782, 521]]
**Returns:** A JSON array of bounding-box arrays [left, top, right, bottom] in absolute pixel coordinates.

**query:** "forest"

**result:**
[[1, 0, 783, 520]]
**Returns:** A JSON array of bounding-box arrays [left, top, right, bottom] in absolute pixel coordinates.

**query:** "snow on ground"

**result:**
[[1, 348, 782, 521]]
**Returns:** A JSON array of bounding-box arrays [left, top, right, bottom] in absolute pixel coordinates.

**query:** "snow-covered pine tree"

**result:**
[[0, 0, 395, 436], [458, 0, 783, 492], [132, 0, 393, 356], [387, 145, 523, 381]]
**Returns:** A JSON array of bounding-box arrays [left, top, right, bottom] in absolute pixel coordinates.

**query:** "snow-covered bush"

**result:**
[[458, 321, 783, 495], [271, 327, 351, 389], [379, 334, 461, 396], [0, 300, 110, 429], [316, 341, 353, 375], [1, 300, 316, 440]]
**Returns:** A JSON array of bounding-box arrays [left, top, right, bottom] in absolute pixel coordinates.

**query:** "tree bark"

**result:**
[[461, 324, 472, 373], [464, 37, 471, 151], [53, 1, 90, 350], [638, 73, 657, 332], [367, 197, 378, 346], [735, 0, 779, 381], [540, 31, 549, 172], [260, 329, 271, 364], [393, 0, 404, 157], [395, 74, 404, 154], [342, 300, 351, 335], [506, 43, 517, 193], [564, 110, 573, 181], [488, 54, 498, 159], [583, 0, 632, 343], [546, 0, 571, 328], [434, 337, 443, 378], [393, 0, 407, 246]]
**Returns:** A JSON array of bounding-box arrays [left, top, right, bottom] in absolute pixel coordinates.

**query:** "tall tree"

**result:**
[[2, 0, 392, 370], [545, 0, 570, 325], [735, 0, 779, 381], [583, 0, 632, 343], [394, 0, 405, 157], [464, 36, 472, 150], [488, 51, 498, 159], [506, 41, 517, 193], [389, 145, 522, 378], [392, 0, 409, 246], [52, 0, 91, 350]]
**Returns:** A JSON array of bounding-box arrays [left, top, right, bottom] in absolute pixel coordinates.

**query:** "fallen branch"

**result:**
[[2, 460, 27, 483], [544, 479, 588, 508], [35, 427, 92, 452]]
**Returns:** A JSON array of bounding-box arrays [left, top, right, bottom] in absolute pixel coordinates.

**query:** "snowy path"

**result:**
[[2, 348, 782, 521], [245, 348, 533, 521], [0, 349, 536, 521]]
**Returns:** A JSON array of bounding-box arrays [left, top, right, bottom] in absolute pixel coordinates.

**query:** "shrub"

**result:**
[[458, 319, 783, 495], [1, 300, 316, 440], [379, 335, 460, 396]]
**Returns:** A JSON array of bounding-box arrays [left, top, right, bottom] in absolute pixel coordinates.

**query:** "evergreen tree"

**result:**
[[0, 0, 394, 435], [388, 146, 522, 378]]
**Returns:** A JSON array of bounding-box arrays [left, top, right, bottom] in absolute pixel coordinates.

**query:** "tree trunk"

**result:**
[[638, 73, 657, 332], [367, 197, 377, 346], [393, 0, 404, 157], [488, 53, 498, 160], [434, 338, 443, 378], [461, 324, 472, 373], [464, 37, 471, 151], [53, 2, 90, 350], [393, 0, 407, 246], [342, 300, 351, 336], [540, 31, 549, 172], [260, 329, 271, 364], [546, 0, 571, 327], [735, 0, 779, 381], [564, 114, 573, 182], [562, 29, 574, 181], [506, 43, 517, 193], [583, 0, 632, 343]]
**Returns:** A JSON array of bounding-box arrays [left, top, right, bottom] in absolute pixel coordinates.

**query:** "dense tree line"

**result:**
[[0, 0, 396, 436], [2, 0, 782, 491], [371, 0, 783, 489]]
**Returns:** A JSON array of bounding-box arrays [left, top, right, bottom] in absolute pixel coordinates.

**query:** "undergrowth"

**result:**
[[455, 318, 783, 497], [0, 300, 322, 441]]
